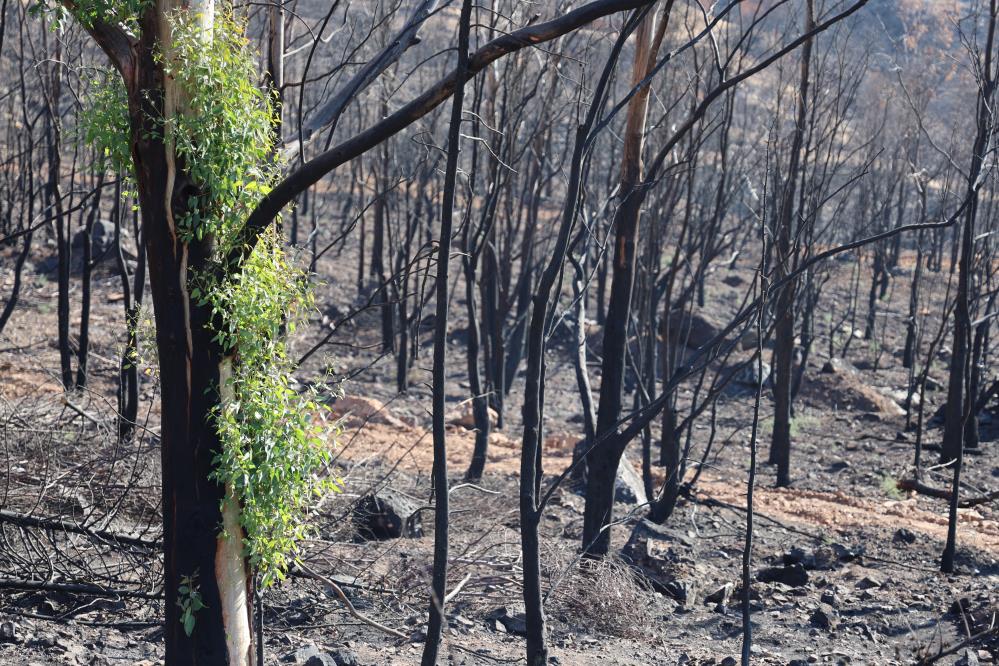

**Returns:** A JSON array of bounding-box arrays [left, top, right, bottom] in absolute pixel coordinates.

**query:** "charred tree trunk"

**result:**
[[75, 173, 104, 389], [463, 250, 492, 480], [46, 37, 73, 391], [421, 1, 471, 660], [128, 6, 256, 662], [0, 230, 32, 335], [372, 120, 394, 353], [941, 0, 997, 573], [903, 195, 925, 370], [114, 189, 144, 443], [584, 7, 664, 556], [768, 0, 813, 488]]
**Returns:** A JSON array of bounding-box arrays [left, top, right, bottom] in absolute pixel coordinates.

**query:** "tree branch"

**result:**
[[63, 4, 135, 80], [227, 0, 656, 273]]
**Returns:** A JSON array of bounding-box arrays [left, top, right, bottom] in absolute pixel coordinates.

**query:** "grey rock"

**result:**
[[483, 606, 527, 636], [758, 563, 809, 587], [705, 583, 734, 605], [0, 621, 20, 644], [352, 489, 423, 540], [615, 452, 647, 505], [666, 310, 722, 349], [822, 357, 856, 375], [809, 608, 837, 630], [893, 528, 917, 545], [498, 613, 528, 636], [735, 361, 772, 387], [855, 576, 881, 590], [330, 648, 360, 666], [72, 219, 117, 257], [956, 650, 980, 666], [284, 646, 335, 666], [569, 445, 649, 505]]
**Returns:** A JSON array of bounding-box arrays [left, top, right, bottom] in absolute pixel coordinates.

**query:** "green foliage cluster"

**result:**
[[161, 10, 279, 245], [200, 229, 340, 587], [78, 70, 132, 178], [66, 6, 339, 588], [166, 10, 339, 587], [177, 571, 205, 636], [30, 0, 148, 36]]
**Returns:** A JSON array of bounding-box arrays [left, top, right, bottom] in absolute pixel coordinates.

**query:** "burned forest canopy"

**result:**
[[1, 0, 999, 664]]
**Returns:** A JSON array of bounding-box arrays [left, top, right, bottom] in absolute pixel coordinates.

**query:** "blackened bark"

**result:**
[[421, 1, 471, 660], [114, 188, 142, 443], [768, 0, 813, 488], [965, 321, 987, 451], [75, 174, 104, 389], [903, 223, 925, 370], [46, 37, 72, 390], [584, 7, 665, 555], [372, 126, 394, 353], [464, 257, 491, 480], [0, 230, 32, 335], [941, 0, 997, 573], [128, 7, 254, 660]]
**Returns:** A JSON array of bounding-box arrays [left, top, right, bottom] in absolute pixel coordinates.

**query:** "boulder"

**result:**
[[757, 563, 809, 587], [0, 620, 20, 644], [664, 309, 722, 349], [956, 650, 980, 666], [568, 443, 647, 505], [352, 489, 423, 540], [622, 519, 694, 605], [802, 363, 904, 418], [72, 219, 117, 258], [332, 396, 407, 429], [284, 647, 334, 666], [733, 360, 772, 387], [782, 543, 861, 570], [448, 404, 499, 430], [821, 357, 856, 374], [615, 452, 647, 505], [283, 646, 358, 666], [809, 607, 837, 630], [739, 329, 762, 351]]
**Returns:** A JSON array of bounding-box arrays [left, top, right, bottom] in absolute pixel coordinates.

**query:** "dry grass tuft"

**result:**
[[542, 539, 666, 639]]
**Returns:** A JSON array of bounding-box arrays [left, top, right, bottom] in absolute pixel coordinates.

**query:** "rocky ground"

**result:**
[[1, 240, 997, 665]]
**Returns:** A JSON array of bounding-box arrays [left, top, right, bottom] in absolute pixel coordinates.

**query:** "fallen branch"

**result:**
[[0, 509, 161, 549], [294, 564, 408, 640], [0, 578, 161, 599], [443, 572, 472, 604], [917, 623, 998, 665], [897, 479, 999, 507]]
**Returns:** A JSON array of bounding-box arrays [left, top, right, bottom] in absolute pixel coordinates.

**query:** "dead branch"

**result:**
[[897, 479, 999, 507], [0, 578, 162, 599], [0, 509, 161, 549], [294, 564, 408, 640]]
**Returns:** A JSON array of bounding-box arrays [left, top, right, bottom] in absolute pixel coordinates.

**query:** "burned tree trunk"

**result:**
[[768, 0, 814, 488], [584, 6, 665, 556], [941, 0, 997, 573]]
